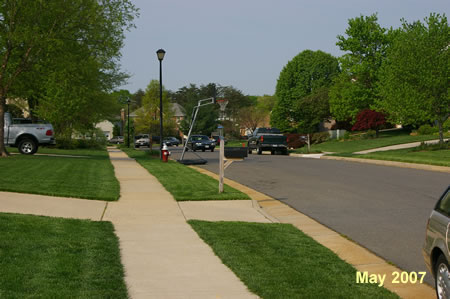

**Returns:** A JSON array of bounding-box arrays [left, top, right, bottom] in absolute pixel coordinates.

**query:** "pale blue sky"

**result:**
[[119, 0, 449, 96]]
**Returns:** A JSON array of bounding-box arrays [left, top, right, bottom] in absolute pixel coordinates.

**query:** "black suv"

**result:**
[[187, 135, 216, 152], [163, 137, 180, 147]]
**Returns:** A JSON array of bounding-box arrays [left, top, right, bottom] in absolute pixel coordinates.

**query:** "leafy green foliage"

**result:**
[[134, 80, 177, 137], [417, 124, 439, 135], [377, 13, 449, 143], [330, 14, 391, 122], [272, 50, 339, 132], [0, 0, 138, 155]]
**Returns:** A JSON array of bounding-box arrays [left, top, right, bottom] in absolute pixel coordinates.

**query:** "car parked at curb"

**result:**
[[163, 137, 180, 147], [109, 136, 124, 144], [134, 134, 149, 148], [186, 135, 216, 152], [423, 185, 450, 299]]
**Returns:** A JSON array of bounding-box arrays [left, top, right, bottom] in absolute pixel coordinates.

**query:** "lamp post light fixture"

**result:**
[[156, 49, 165, 159], [126, 97, 131, 148]]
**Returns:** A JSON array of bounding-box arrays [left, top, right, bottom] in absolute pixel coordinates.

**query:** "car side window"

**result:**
[[437, 190, 450, 216]]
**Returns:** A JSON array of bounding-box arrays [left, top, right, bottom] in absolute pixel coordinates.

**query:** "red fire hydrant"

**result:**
[[162, 144, 170, 162]]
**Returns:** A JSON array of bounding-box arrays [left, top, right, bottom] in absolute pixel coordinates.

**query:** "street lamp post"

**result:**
[[126, 97, 131, 148], [156, 49, 165, 160]]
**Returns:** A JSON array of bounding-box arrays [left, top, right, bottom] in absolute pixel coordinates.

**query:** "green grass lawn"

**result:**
[[294, 130, 447, 154], [189, 220, 398, 299], [226, 139, 248, 147], [349, 148, 450, 167], [0, 213, 128, 298], [122, 148, 249, 201], [0, 148, 120, 200]]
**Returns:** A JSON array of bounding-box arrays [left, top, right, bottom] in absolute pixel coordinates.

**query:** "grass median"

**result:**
[[346, 147, 450, 167], [0, 148, 119, 200], [122, 148, 249, 201], [189, 220, 399, 299], [0, 213, 128, 298], [294, 130, 447, 154]]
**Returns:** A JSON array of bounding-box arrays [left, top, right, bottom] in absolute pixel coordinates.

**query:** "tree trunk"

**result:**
[[438, 119, 444, 145], [0, 97, 10, 157]]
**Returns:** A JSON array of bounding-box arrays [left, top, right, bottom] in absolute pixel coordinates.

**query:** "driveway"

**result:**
[[170, 147, 450, 285]]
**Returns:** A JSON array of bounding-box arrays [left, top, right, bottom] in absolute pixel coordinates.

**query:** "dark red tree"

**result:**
[[352, 109, 386, 136]]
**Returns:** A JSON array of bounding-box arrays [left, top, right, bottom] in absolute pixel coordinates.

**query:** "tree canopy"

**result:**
[[272, 49, 339, 132], [0, 0, 138, 156], [376, 13, 449, 143], [329, 14, 391, 122]]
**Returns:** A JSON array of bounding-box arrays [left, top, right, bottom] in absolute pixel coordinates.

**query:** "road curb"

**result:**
[[321, 155, 450, 173], [189, 165, 436, 299]]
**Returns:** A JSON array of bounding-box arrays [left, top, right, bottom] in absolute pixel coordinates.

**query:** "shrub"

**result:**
[[285, 133, 307, 149], [352, 109, 386, 134], [417, 124, 438, 135], [443, 118, 450, 131], [311, 132, 329, 144], [343, 131, 351, 140]]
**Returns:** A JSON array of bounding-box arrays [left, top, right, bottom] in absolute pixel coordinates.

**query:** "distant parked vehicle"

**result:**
[[163, 137, 180, 147], [3, 112, 55, 154], [109, 136, 124, 144], [186, 135, 216, 152], [247, 127, 288, 155], [134, 134, 150, 148], [211, 135, 227, 145], [423, 186, 450, 299]]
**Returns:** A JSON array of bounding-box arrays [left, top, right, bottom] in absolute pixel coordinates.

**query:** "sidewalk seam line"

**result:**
[[100, 202, 108, 221]]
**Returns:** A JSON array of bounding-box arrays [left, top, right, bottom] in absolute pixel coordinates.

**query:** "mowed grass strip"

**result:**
[[294, 130, 447, 154], [189, 221, 399, 299], [350, 148, 450, 167], [0, 213, 128, 298], [0, 148, 119, 201], [122, 148, 249, 201]]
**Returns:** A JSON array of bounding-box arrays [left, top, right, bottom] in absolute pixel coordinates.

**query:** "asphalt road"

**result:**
[[170, 146, 450, 285]]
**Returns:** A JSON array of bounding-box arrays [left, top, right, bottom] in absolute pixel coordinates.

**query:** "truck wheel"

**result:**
[[18, 138, 38, 155], [282, 149, 288, 155], [271, 150, 274, 155], [257, 146, 262, 155], [202, 149, 205, 152], [211, 148, 214, 152], [248, 145, 252, 154]]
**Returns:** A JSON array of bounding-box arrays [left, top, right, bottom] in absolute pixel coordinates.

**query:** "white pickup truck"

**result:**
[[3, 112, 55, 154]]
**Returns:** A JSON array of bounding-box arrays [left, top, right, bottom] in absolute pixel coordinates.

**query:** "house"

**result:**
[[95, 120, 114, 140]]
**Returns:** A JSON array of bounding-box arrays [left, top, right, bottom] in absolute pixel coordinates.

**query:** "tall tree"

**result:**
[[377, 13, 449, 143], [272, 50, 339, 132], [0, 0, 137, 156], [329, 14, 390, 122], [134, 80, 176, 137]]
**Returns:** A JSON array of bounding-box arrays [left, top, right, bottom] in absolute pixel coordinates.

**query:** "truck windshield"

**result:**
[[258, 128, 281, 134]]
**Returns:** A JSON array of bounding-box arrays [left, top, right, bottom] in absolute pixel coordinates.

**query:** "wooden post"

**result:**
[[219, 138, 224, 193]]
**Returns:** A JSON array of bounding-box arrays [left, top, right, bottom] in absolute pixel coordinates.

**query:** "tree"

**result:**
[[293, 87, 331, 133], [329, 14, 391, 122], [134, 80, 177, 138], [351, 109, 386, 136], [0, 0, 138, 156], [130, 89, 145, 111], [272, 50, 339, 132], [377, 14, 449, 144], [237, 106, 267, 134]]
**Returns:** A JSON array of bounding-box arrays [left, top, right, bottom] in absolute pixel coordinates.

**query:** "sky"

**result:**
[[119, 0, 449, 96]]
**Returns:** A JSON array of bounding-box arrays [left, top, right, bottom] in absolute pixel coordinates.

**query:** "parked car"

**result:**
[[247, 127, 288, 155], [423, 185, 450, 299], [134, 134, 150, 148], [3, 112, 55, 154], [186, 135, 216, 152], [109, 136, 124, 144], [163, 137, 180, 147]]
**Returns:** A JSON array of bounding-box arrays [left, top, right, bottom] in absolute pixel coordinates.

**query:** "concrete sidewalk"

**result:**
[[103, 148, 258, 298]]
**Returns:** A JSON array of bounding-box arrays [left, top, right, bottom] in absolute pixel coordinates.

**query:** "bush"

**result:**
[[352, 109, 386, 133], [311, 132, 329, 144], [343, 131, 351, 140], [285, 133, 307, 149], [363, 130, 377, 139], [417, 124, 438, 135], [443, 118, 450, 131]]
